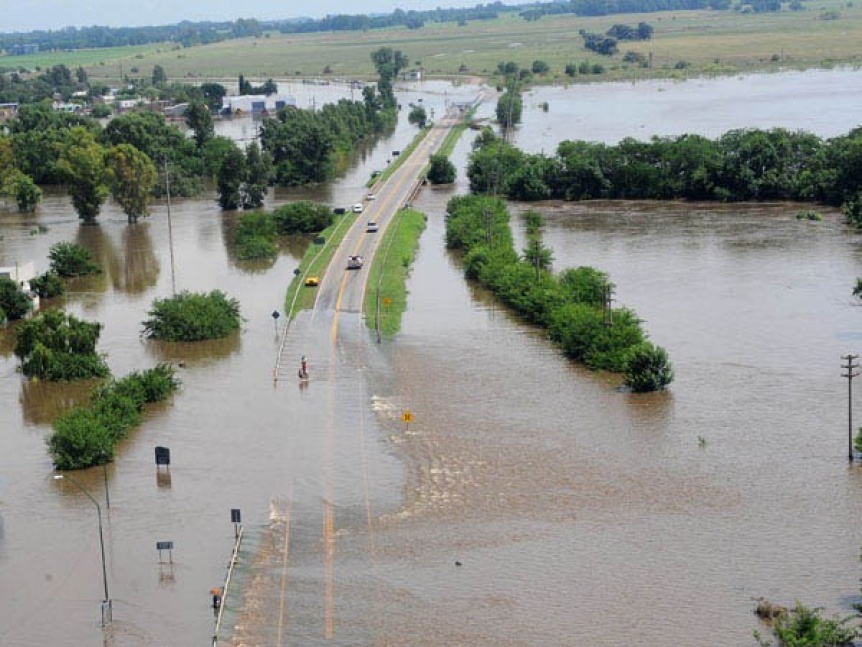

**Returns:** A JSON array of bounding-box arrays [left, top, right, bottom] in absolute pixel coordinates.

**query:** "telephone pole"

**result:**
[[842, 354, 859, 462]]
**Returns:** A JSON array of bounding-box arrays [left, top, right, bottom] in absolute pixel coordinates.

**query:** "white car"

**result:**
[[352, 203, 363, 214], [347, 255, 364, 270], [366, 221, 379, 233], [366, 193, 377, 201]]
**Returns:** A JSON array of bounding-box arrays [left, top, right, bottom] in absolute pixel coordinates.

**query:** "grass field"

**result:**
[[28, 1, 852, 88]]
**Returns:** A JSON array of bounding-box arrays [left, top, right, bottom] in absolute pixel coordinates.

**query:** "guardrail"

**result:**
[[211, 525, 243, 646]]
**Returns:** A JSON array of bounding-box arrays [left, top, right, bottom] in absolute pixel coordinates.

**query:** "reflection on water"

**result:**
[[19, 378, 94, 427], [143, 331, 242, 366], [121, 223, 159, 293]]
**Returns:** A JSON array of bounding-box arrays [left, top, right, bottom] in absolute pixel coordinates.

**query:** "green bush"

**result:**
[[235, 211, 277, 259], [48, 241, 101, 277], [271, 201, 333, 234], [30, 272, 64, 299], [754, 602, 857, 646], [427, 153, 456, 184], [14, 310, 109, 380], [142, 290, 241, 341], [624, 342, 674, 392], [49, 364, 179, 470], [446, 195, 672, 389], [0, 276, 32, 321]]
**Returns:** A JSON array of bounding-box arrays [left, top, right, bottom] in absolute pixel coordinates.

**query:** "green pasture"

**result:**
[[0, 43, 165, 73], [67, 1, 862, 86]]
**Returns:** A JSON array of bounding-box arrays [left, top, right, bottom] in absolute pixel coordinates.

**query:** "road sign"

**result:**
[[155, 446, 170, 466], [382, 297, 392, 307], [401, 410, 414, 423]]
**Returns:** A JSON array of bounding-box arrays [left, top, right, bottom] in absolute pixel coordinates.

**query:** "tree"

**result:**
[[3, 169, 42, 212], [14, 310, 109, 381], [152, 64, 167, 87], [57, 126, 108, 223], [408, 105, 427, 127], [0, 277, 32, 320], [216, 144, 246, 210], [48, 241, 101, 277], [427, 153, 456, 184], [624, 342, 674, 392], [105, 144, 157, 223], [242, 141, 271, 209], [184, 100, 214, 149], [496, 89, 523, 128], [532, 60, 550, 74], [141, 290, 242, 341], [271, 201, 333, 234], [29, 272, 64, 299], [199, 82, 227, 111]]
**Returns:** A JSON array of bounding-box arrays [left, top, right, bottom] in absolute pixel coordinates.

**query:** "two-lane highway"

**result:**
[[316, 107, 463, 318]]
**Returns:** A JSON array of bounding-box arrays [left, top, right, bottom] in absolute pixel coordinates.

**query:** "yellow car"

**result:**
[[304, 276, 320, 287]]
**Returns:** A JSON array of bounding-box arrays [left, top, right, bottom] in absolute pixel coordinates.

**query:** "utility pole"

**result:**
[[602, 284, 615, 327], [164, 159, 176, 297], [842, 354, 859, 462]]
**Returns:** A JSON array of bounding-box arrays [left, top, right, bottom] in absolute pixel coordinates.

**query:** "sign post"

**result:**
[[401, 410, 415, 432], [231, 508, 241, 539]]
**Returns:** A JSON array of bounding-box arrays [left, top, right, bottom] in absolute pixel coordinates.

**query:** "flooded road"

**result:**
[[2, 70, 862, 646]]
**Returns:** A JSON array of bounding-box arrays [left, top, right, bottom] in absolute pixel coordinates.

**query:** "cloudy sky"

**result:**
[[2, 0, 474, 32]]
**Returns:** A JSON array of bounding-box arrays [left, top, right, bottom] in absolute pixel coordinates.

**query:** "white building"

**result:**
[[221, 94, 296, 116], [0, 261, 39, 314]]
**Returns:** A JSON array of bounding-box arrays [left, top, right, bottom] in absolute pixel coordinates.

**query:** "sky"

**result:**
[[1, 0, 476, 33]]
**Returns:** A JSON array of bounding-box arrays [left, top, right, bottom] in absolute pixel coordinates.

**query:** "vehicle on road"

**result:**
[[347, 255, 363, 270], [304, 276, 319, 286], [366, 193, 376, 201], [366, 222, 379, 233], [352, 203, 363, 213]]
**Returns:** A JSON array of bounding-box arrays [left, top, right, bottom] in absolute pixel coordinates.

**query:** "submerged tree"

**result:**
[[14, 310, 109, 381], [142, 290, 241, 341], [624, 342, 674, 392], [48, 241, 101, 277], [105, 143, 157, 223], [427, 153, 456, 184], [57, 126, 108, 223], [0, 277, 32, 321]]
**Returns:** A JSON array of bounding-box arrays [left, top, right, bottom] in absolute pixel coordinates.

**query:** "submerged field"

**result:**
[[4, 0, 848, 86]]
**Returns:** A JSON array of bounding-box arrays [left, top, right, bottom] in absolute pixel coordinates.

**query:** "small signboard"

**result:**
[[401, 410, 414, 424], [157, 540, 174, 564], [231, 509, 241, 523], [155, 446, 170, 466]]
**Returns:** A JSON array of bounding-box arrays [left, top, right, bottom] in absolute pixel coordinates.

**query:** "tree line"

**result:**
[[467, 126, 862, 213], [445, 194, 673, 392], [0, 0, 726, 56], [0, 49, 400, 219]]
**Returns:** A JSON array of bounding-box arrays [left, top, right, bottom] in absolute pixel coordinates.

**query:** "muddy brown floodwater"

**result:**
[[2, 71, 862, 647]]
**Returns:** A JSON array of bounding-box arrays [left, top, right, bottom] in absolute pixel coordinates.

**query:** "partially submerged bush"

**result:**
[[142, 290, 241, 341], [48, 241, 101, 277], [272, 201, 333, 234], [14, 310, 109, 380], [0, 276, 33, 321], [30, 272, 64, 299], [624, 341, 674, 392], [49, 364, 179, 470], [235, 211, 277, 260]]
